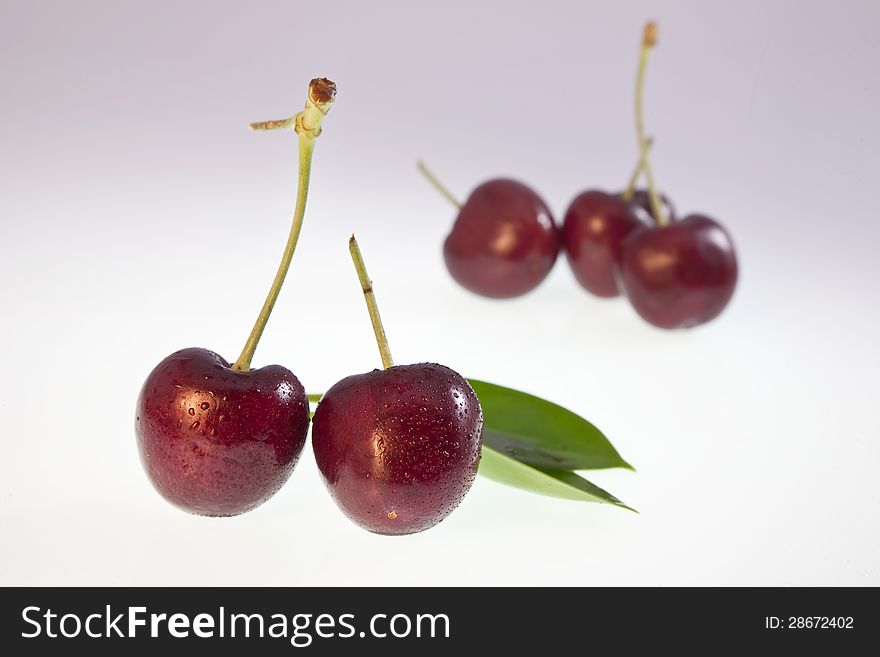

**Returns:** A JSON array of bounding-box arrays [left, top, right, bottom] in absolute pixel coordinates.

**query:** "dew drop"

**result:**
[[188, 407, 195, 416], [190, 420, 200, 430], [200, 402, 210, 410]]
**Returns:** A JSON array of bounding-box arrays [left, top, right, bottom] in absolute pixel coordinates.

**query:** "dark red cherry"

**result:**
[[443, 179, 559, 298], [618, 215, 737, 329], [134, 79, 335, 515], [561, 190, 646, 297], [312, 363, 483, 535], [136, 347, 309, 516]]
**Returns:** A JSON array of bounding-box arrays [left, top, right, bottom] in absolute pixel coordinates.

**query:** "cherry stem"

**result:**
[[417, 161, 462, 209], [634, 22, 668, 227], [621, 136, 654, 201], [231, 78, 337, 372], [348, 235, 394, 370]]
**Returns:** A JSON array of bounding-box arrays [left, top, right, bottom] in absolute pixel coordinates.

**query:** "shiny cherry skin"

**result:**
[[312, 363, 483, 535], [136, 347, 309, 516], [618, 215, 738, 329], [443, 179, 559, 298], [562, 190, 646, 297], [624, 188, 676, 225]]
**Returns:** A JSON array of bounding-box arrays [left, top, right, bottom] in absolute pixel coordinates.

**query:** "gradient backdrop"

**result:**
[[1, 0, 878, 585]]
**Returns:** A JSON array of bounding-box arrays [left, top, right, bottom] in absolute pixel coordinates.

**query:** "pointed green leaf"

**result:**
[[468, 378, 633, 471], [478, 446, 635, 512]]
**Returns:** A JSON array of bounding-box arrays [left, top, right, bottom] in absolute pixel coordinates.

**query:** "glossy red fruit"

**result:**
[[619, 215, 737, 329], [443, 179, 559, 298], [562, 190, 645, 297], [136, 347, 309, 516], [312, 363, 483, 535]]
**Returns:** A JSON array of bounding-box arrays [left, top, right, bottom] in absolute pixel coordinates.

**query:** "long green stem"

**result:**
[[621, 137, 653, 201], [417, 161, 462, 208], [232, 138, 313, 371], [348, 235, 394, 369], [634, 23, 667, 227], [231, 78, 336, 371]]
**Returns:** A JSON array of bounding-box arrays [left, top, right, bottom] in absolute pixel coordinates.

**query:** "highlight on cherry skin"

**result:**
[[311, 236, 484, 535], [418, 163, 560, 299], [135, 77, 336, 516]]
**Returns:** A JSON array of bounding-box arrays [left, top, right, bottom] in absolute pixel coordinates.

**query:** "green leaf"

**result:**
[[478, 446, 635, 512], [468, 378, 633, 471]]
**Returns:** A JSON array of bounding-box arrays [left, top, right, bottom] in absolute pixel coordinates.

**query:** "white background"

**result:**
[[1, 0, 878, 585]]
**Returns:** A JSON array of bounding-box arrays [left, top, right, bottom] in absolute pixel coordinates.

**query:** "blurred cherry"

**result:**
[[619, 215, 737, 328], [419, 163, 559, 298], [616, 22, 738, 328], [562, 190, 644, 297]]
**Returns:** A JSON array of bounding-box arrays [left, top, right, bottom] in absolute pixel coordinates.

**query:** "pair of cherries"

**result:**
[[136, 80, 482, 536], [434, 22, 737, 329]]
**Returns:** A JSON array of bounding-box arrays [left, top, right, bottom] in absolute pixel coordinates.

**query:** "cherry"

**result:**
[[418, 163, 559, 298], [136, 348, 308, 515], [562, 190, 645, 297], [136, 78, 336, 515], [616, 23, 738, 328], [312, 363, 482, 535], [312, 236, 483, 535], [619, 216, 737, 328]]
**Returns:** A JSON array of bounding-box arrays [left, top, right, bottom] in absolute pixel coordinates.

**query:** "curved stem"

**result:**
[[417, 161, 462, 209], [233, 138, 313, 371], [348, 235, 394, 369], [231, 78, 336, 371], [232, 138, 313, 371], [621, 136, 654, 201], [634, 23, 667, 226]]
